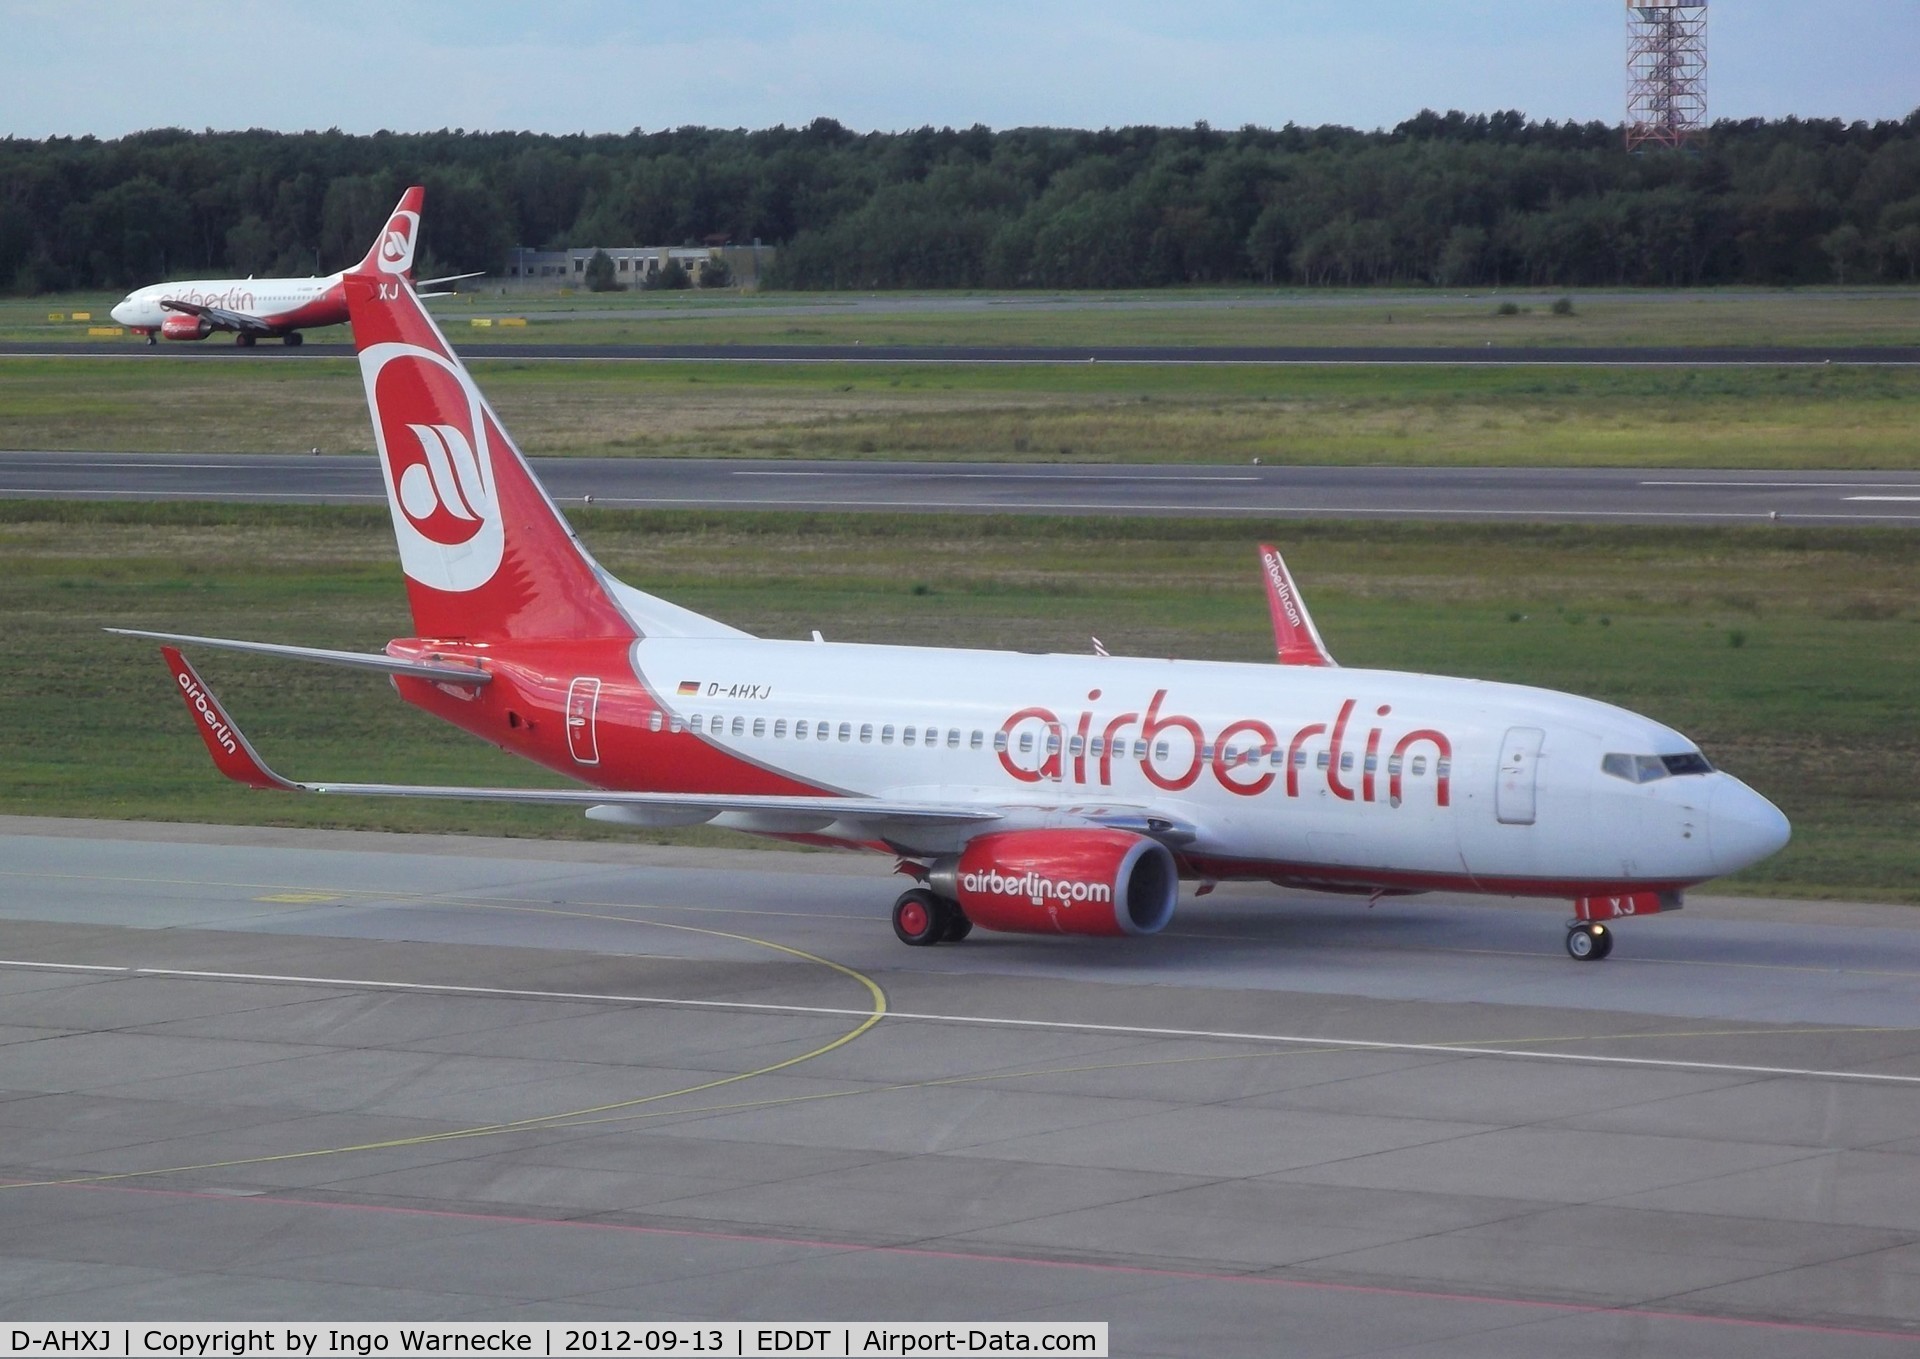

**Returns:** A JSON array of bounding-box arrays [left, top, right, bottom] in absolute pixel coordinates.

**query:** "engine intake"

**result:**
[[930, 828, 1178, 937]]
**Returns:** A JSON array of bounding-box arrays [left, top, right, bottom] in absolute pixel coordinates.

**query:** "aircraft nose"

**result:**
[[1708, 777, 1791, 874], [110, 300, 134, 325]]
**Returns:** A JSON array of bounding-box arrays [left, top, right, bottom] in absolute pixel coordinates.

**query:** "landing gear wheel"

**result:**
[[235, 333, 256, 347], [145, 333, 157, 347], [1566, 923, 1612, 961], [892, 889, 949, 947], [283, 331, 303, 346], [941, 909, 973, 943]]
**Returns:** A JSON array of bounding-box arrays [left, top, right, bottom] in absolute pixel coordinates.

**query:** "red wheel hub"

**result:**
[[899, 900, 929, 936]]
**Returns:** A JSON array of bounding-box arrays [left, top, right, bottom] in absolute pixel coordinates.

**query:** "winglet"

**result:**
[[159, 646, 296, 791], [1257, 544, 1337, 667]]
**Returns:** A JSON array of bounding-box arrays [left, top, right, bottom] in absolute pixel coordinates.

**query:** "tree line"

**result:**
[[4, 111, 1918, 294]]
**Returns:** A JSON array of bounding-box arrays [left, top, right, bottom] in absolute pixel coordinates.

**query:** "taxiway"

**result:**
[[3, 817, 1918, 1351], [6, 452, 1920, 524]]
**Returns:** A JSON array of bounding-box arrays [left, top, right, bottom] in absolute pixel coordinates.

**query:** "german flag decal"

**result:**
[[677, 680, 700, 696]]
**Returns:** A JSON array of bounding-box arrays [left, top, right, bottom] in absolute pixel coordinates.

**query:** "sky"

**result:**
[[2, 1, 1914, 141]]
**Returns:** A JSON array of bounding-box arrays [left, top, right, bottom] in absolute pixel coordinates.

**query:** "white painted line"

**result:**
[[2, 460, 305, 472], [1846, 496, 1920, 502], [729, 472, 1259, 483], [1642, 480, 1920, 489], [4, 957, 1916, 1087]]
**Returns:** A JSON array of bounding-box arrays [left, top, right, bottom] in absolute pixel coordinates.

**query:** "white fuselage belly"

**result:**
[[627, 637, 1737, 892]]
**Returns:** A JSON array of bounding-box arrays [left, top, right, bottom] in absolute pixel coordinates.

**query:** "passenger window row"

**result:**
[[652, 710, 988, 751]]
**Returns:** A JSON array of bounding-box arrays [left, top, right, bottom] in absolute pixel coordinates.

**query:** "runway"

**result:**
[[7, 451, 1920, 524], [5, 339, 1919, 365], [4, 816, 1919, 1349]]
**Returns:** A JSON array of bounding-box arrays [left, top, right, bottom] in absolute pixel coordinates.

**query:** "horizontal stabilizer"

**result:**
[[112, 629, 490, 685], [416, 271, 486, 289]]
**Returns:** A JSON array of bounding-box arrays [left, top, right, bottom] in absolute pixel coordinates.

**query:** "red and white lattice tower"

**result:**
[[1625, 0, 1707, 151]]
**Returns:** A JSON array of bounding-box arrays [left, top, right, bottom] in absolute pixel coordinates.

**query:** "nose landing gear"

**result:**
[[1565, 921, 1613, 961]]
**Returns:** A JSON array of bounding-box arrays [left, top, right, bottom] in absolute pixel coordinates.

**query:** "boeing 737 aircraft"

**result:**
[[108, 186, 476, 346], [121, 204, 1790, 960]]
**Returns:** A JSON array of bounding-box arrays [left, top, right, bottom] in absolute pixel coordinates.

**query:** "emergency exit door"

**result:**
[[1496, 726, 1544, 825], [566, 677, 602, 765]]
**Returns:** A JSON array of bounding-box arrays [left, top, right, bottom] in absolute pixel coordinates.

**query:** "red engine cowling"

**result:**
[[160, 312, 211, 341], [931, 829, 1178, 937]]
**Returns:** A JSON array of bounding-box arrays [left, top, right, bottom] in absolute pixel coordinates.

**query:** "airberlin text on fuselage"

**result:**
[[997, 688, 1452, 805], [160, 287, 255, 311]]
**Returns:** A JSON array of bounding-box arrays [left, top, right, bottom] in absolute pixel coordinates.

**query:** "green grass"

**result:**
[[8, 286, 1920, 349], [3, 355, 1917, 467], [3, 501, 1915, 902]]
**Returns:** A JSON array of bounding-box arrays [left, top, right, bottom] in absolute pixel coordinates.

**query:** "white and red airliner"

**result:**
[[120, 203, 1790, 960], [107, 186, 477, 347]]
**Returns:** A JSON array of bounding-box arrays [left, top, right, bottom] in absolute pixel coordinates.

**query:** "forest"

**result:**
[[3, 111, 1919, 294]]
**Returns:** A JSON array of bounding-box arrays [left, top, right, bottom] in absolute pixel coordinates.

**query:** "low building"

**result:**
[[501, 243, 773, 290]]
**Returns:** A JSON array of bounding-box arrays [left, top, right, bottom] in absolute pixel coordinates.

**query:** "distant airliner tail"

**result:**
[[353, 187, 425, 277]]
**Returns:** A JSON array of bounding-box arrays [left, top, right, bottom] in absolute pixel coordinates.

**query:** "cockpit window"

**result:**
[[1602, 751, 1715, 783]]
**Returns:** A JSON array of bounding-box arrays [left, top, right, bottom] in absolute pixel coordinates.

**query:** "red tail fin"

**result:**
[[354, 186, 425, 276], [345, 267, 635, 643]]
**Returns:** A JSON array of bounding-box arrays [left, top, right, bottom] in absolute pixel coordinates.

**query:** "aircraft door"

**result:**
[[1496, 726, 1545, 825], [566, 677, 602, 765]]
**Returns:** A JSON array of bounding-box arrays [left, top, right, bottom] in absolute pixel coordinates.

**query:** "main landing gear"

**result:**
[[1565, 921, 1613, 961], [235, 333, 256, 347], [283, 331, 303, 346], [891, 889, 973, 946]]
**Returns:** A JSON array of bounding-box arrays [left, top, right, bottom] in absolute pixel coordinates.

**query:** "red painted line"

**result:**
[[14, 1177, 1918, 1343]]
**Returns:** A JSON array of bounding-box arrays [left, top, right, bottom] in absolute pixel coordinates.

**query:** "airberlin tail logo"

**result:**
[[361, 341, 504, 592], [398, 422, 492, 530], [378, 210, 419, 274]]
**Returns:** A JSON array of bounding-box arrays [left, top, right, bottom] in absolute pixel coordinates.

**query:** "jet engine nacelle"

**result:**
[[160, 312, 211, 341], [930, 828, 1178, 937]]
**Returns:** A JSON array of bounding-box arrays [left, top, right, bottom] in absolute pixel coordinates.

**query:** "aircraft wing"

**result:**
[[155, 644, 1000, 830], [160, 297, 275, 336]]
